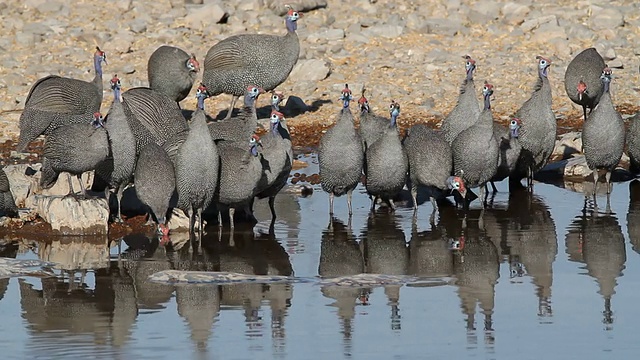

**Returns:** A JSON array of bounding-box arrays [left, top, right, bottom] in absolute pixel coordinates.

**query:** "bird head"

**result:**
[[250, 134, 263, 156], [339, 83, 353, 108], [92, 112, 105, 128], [94, 46, 107, 65], [601, 67, 612, 82], [270, 110, 284, 128], [577, 81, 587, 101], [270, 90, 285, 110], [243, 85, 265, 107], [285, 5, 301, 32], [536, 55, 551, 77], [196, 83, 209, 110], [463, 55, 476, 78], [358, 87, 370, 113], [449, 236, 465, 251], [509, 118, 521, 138], [447, 175, 466, 199], [110, 74, 121, 91], [389, 100, 400, 127], [482, 82, 494, 97], [186, 54, 200, 73]]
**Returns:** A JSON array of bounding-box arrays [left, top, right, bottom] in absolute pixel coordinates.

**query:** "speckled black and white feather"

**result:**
[[0, 166, 18, 217], [441, 57, 481, 144], [564, 48, 605, 118], [40, 121, 110, 190], [627, 112, 640, 173], [319, 108, 364, 197], [121, 87, 189, 161], [202, 15, 299, 97], [176, 108, 219, 216], [134, 142, 176, 225], [404, 124, 453, 193], [17, 49, 106, 152]]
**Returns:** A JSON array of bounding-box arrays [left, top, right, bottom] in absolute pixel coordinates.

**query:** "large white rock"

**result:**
[[167, 207, 206, 232], [32, 195, 109, 235]]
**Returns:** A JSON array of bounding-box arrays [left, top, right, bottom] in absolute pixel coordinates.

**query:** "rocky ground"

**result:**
[[1, 0, 640, 157]]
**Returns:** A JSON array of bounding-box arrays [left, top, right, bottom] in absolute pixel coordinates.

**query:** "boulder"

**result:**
[[167, 207, 206, 232], [32, 195, 109, 235], [265, 0, 327, 16]]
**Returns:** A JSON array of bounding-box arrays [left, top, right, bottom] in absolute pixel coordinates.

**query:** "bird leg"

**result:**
[[386, 198, 396, 212], [114, 186, 125, 223], [229, 207, 235, 230], [411, 185, 418, 212], [77, 174, 88, 199], [429, 197, 437, 225], [605, 170, 612, 194], [347, 189, 354, 216], [583, 105, 588, 123], [527, 166, 534, 191], [197, 207, 204, 242], [369, 195, 376, 212], [217, 210, 223, 228], [490, 181, 498, 193], [224, 95, 240, 120], [329, 193, 334, 216], [479, 184, 487, 209], [187, 207, 195, 240], [63, 174, 78, 199], [592, 168, 599, 197], [268, 196, 277, 221]]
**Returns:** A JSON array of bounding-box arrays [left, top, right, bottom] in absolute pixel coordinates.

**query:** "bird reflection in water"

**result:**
[[503, 189, 558, 319], [626, 180, 640, 255], [319, 216, 369, 356], [567, 201, 626, 330], [361, 210, 408, 330], [452, 212, 499, 350]]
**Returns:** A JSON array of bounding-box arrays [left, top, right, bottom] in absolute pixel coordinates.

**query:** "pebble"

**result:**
[[290, 59, 331, 82]]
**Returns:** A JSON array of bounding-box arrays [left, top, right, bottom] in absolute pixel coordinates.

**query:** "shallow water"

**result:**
[[2, 155, 640, 359]]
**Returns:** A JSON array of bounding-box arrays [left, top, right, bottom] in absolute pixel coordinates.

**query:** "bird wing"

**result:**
[[25, 75, 96, 114], [204, 38, 246, 71]]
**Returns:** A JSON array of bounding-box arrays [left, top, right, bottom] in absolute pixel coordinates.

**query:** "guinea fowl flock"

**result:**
[[9, 6, 303, 240], [320, 47, 636, 220], [3, 4, 640, 235]]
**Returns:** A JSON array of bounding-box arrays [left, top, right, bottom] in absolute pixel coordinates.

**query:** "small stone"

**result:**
[[501, 2, 530, 25], [422, 19, 462, 36], [589, 8, 624, 31], [363, 24, 404, 39], [184, 3, 228, 29], [306, 28, 344, 42], [289, 59, 331, 82], [607, 58, 623, 69], [129, 19, 148, 34], [122, 64, 136, 74], [36, 1, 63, 14]]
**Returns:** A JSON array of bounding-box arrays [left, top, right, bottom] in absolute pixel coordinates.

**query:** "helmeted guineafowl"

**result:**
[[582, 68, 625, 208], [564, 48, 606, 122], [451, 82, 499, 208], [208, 85, 265, 143], [176, 107, 219, 240], [121, 86, 190, 162], [402, 123, 467, 221], [40, 113, 110, 198], [270, 90, 285, 112], [319, 87, 365, 216], [489, 118, 521, 192], [94, 74, 137, 222], [0, 166, 18, 217], [147, 45, 199, 103], [511, 56, 556, 190], [358, 87, 390, 149], [216, 134, 264, 229], [254, 110, 293, 222], [441, 55, 481, 144], [627, 112, 640, 174], [17, 47, 107, 152], [202, 5, 300, 120], [134, 142, 175, 237], [364, 101, 408, 211]]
